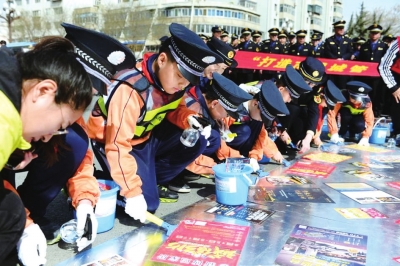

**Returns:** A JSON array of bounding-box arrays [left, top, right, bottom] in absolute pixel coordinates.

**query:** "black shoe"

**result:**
[[34, 217, 61, 245], [158, 185, 179, 203]]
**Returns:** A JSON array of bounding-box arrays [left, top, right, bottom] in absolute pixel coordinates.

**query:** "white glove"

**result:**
[[188, 115, 205, 131], [76, 203, 98, 252], [239, 83, 260, 95], [17, 223, 47, 266], [125, 194, 147, 223], [201, 125, 212, 139], [249, 158, 260, 172], [358, 137, 370, 146], [330, 133, 344, 144]]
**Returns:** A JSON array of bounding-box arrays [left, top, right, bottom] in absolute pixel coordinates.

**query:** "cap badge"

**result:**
[[202, 56, 216, 64], [314, 95, 322, 104], [358, 87, 365, 92], [312, 71, 319, 77], [107, 51, 126, 65], [227, 51, 234, 59], [374, 24, 377, 27]]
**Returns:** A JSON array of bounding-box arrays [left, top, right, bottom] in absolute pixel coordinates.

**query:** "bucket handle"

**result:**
[[242, 174, 254, 186], [373, 117, 386, 129]]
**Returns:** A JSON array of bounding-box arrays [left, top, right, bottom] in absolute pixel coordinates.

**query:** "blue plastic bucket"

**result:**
[[95, 180, 120, 233], [370, 118, 387, 145], [212, 164, 254, 206]]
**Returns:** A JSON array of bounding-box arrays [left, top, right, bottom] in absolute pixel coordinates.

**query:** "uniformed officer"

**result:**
[[328, 81, 374, 146], [311, 32, 324, 57], [211, 26, 223, 39], [251, 30, 263, 46], [230, 33, 239, 50], [167, 72, 253, 191], [288, 31, 296, 46], [324, 20, 353, 89], [351, 36, 366, 60], [278, 30, 288, 52], [237, 27, 259, 83], [287, 30, 313, 56], [198, 34, 209, 43], [225, 80, 290, 169], [275, 58, 344, 153], [87, 23, 223, 218], [382, 34, 396, 45], [359, 24, 388, 117], [260, 28, 285, 54], [260, 28, 285, 80], [220, 29, 229, 44]]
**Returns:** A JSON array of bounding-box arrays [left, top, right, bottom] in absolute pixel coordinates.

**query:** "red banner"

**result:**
[[235, 51, 380, 77]]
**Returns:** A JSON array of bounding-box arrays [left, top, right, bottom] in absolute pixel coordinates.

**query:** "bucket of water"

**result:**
[[95, 179, 120, 233], [370, 117, 387, 145], [212, 164, 254, 206]]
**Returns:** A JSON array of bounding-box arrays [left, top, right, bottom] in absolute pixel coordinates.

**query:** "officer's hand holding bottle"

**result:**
[[76, 200, 98, 251], [187, 115, 212, 140]]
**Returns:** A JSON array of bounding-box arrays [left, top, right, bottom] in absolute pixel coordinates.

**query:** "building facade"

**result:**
[[1, 0, 343, 55]]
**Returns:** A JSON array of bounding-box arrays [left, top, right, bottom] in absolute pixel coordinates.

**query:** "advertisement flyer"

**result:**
[[263, 175, 314, 186], [346, 144, 390, 153], [284, 161, 336, 178], [205, 203, 274, 224], [370, 155, 400, 163], [151, 219, 249, 266], [387, 181, 400, 190], [344, 170, 393, 181], [334, 208, 388, 219], [352, 162, 393, 169], [247, 186, 334, 204], [275, 224, 368, 266], [325, 182, 400, 204], [303, 152, 353, 164]]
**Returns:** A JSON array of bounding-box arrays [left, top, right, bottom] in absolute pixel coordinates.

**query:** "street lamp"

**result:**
[[0, 0, 20, 43]]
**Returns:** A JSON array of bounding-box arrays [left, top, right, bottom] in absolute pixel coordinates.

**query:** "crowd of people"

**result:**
[[1, 19, 399, 266]]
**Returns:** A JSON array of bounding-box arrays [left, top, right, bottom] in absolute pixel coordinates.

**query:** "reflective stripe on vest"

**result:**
[[134, 97, 182, 138], [342, 104, 365, 115]]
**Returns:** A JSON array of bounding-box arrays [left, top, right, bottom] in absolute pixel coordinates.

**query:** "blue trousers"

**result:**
[[228, 120, 263, 157], [5, 122, 88, 219], [338, 108, 365, 136], [92, 120, 207, 212]]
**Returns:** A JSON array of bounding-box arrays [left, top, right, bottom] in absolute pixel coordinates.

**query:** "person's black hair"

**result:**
[[16, 36, 92, 111]]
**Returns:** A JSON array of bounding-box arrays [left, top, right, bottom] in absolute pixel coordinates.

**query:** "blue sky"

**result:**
[[343, 0, 399, 22]]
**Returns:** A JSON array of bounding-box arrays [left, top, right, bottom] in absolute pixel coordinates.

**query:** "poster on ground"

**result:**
[[325, 182, 400, 204], [303, 152, 352, 164], [275, 224, 368, 266], [247, 186, 334, 204], [151, 219, 249, 266], [284, 161, 336, 178], [205, 203, 274, 224], [334, 208, 388, 219]]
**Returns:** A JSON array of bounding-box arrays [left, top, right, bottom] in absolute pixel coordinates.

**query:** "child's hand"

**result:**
[[13, 151, 38, 170]]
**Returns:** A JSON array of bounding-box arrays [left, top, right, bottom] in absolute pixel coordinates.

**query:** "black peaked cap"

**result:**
[[299, 57, 326, 85], [207, 37, 238, 68], [258, 80, 289, 121], [324, 80, 346, 110], [62, 22, 136, 95], [282, 64, 312, 98]]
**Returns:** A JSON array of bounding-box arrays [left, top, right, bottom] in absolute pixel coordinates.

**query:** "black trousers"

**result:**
[[390, 96, 400, 136], [0, 187, 26, 263]]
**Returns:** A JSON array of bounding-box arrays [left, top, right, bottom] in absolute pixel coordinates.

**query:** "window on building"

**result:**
[[311, 17, 322, 26], [216, 10, 223, 16], [54, 7, 63, 15], [35, 0, 40, 3], [32, 10, 40, 16], [94, 0, 101, 6], [279, 4, 295, 16], [314, 5, 322, 15]]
